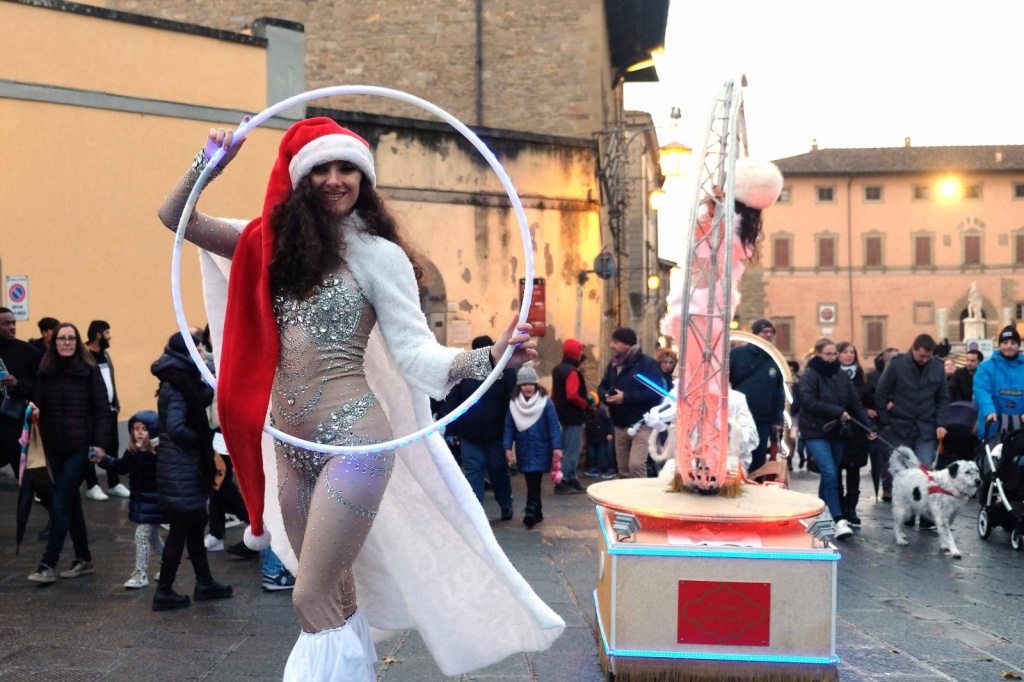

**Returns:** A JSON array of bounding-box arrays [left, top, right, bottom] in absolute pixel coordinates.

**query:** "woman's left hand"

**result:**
[[491, 316, 538, 368]]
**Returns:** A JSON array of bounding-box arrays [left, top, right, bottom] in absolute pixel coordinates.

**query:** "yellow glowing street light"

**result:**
[[647, 274, 661, 290], [658, 141, 692, 178], [649, 188, 668, 211]]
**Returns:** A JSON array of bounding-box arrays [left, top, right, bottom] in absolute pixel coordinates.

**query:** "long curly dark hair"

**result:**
[[735, 200, 763, 264], [268, 174, 423, 300]]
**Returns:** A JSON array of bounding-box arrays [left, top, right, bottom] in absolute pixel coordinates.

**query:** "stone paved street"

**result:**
[[0, 465, 1022, 680]]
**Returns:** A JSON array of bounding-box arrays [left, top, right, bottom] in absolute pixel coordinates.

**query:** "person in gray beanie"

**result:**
[[503, 365, 562, 528]]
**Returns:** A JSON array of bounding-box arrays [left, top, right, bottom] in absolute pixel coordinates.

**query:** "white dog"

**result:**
[[890, 446, 981, 558]]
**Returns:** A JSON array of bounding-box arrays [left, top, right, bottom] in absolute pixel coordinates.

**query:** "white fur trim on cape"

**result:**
[[197, 219, 564, 676], [289, 134, 377, 188]]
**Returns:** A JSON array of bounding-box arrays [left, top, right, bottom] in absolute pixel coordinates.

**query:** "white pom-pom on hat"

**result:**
[[243, 524, 272, 551], [734, 158, 784, 210]]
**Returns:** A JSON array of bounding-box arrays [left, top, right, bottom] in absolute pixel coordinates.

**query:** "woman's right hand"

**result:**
[[840, 411, 851, 421], [204, 116, 249, 167], [28, 401, 39, 418], [505, 449, 514, 465]]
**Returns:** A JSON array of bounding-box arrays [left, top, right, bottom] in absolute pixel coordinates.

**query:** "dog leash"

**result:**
[[823, 416, 902, 452]]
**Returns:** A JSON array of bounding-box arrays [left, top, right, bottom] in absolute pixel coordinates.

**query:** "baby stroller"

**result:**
[[976, 414, 1024, 550], [937, 401, 979, 469]]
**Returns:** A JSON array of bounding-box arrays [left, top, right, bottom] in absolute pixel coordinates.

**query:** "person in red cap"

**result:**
[[157, 118, 563, 679], [550, 338, 588, 492]]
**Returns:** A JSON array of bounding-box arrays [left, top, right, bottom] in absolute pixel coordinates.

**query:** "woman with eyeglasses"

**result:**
[[797, 338, 874, 541], [27, 322, 111, 583]]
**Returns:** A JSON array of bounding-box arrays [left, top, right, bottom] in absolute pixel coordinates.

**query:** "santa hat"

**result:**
[[217, 118, 376, 549], [734, 158, 784, 210]]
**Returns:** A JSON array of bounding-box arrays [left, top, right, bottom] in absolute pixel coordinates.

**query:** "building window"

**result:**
[[864, 186, 883, 202], [863, 317, 887, 355], [816, 186, 836, 203], [1016, 303, 1024, 320], [771, 235, 792, 269], [913, 302, 934, 325], [913, 185, 931, 201], [864, 233, 884, 267], [774, 318, 794, 355], [963, 233, 982, 266], [964, 183, 982, 200], [1015, 232, 1024, 265], [778, 186, 791, 203], [817, 234, 837, 268], [913, 233, 933, 267], [1014, 183, 1024, 199]]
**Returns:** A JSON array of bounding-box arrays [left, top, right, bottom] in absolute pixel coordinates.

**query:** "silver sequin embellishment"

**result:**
[[448, 346, 493, 383]]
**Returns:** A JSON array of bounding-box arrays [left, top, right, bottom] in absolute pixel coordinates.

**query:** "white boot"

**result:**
[[283, 609, 377, 682]]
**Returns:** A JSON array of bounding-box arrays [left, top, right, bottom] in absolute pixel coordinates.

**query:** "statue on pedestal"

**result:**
[[967, 282, 983, 320]]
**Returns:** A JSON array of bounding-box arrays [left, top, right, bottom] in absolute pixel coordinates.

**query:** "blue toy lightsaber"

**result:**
[[637, 373, 675, 401]]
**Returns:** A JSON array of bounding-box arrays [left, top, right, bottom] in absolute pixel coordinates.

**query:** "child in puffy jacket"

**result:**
[[96, 411, 169, 589], [503, 366, 562, 528]]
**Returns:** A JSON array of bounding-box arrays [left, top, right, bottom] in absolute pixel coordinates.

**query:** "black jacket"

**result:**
[[874, 351, 950, 440], [99, 412, 168, 524], [948, 367, 975, 403], [0, 337, 42, 405], [551, 356, 588, 426], [440, 367, 518, 442], [797, 357, 871, 440], [585, 403, 614, 444], [33, 357, 111, 456], [153, 348, 215, 514], [597, 347, 665, 428], [729, 344, 785, 426]]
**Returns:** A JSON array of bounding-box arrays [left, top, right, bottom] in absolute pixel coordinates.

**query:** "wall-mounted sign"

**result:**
[[5, 276, 29, 321], [519, 278, 546, 336], [817, 303, 837, 326]]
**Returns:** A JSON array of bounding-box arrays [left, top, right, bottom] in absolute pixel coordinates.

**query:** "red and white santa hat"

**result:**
[[733, 158, 784, 211], [218, 117, 376, 550]]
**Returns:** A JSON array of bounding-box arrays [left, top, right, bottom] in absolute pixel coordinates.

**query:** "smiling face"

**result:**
[[838, 345, 857, 367], [520, 383, 537, 399], [309, 160, 362, 216]]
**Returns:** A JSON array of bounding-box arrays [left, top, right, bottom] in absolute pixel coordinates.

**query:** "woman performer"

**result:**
[[158, 117, 562, 679]]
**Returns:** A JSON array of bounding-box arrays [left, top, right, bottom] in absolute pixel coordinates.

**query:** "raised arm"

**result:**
[[157, 124, 251, 260]]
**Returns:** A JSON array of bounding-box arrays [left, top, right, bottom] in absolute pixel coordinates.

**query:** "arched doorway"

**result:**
[[419, 258, 447, 345]]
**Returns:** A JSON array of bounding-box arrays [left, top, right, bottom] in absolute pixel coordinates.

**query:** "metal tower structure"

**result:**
[[674, 78, 747, 493]]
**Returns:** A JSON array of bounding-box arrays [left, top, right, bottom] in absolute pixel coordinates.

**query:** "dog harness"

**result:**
[[918, 464, 955, 497]]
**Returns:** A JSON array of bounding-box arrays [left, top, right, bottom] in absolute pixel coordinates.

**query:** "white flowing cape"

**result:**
[[198, 226, 564, 676]]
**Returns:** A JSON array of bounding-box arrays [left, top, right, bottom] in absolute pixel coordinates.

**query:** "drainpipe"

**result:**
[[846, 176, 855, 343], [475, 0, 484, 125]]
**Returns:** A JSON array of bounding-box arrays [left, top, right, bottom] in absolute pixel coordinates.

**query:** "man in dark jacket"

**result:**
[[0, 307, 43, 477], [28, 317, 59, 355], [597, 327, 664, 479], [551, 339, 588, 493], [729, 319, 785, 476], [440, 335, 519, 520], [949, 349, 983, 403], [83, 320, 127, 499], [875, 334, 949, 479]]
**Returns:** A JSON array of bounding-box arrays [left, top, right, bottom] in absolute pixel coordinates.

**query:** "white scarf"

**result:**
[[509, 393, 548, 432]]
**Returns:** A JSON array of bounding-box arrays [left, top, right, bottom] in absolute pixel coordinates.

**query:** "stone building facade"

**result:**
[[740, 143, 1024, 361]]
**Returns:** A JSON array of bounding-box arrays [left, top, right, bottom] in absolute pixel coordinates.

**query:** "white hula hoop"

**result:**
[[172, 85, 534, 455]]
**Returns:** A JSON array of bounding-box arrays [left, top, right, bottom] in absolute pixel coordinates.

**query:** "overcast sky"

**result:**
[[625, 0, 1024, 261]]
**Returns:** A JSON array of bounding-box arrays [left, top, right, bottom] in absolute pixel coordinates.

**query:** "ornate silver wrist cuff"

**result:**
[[449, 346, 494, 383], [186, 148, 224, 184]]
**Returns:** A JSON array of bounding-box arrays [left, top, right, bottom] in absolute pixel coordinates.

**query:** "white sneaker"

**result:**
[[108, 484, 131, 498], [85, 485, 109, 501], [204, 535, 224, 552], [224, 513, 244, 529], [124, 570, 149, 589], [834, 519, 853, 540], [159, 524, 170, 531]]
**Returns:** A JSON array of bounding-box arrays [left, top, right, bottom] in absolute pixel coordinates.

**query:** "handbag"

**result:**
[[0, 388, 26, 422]]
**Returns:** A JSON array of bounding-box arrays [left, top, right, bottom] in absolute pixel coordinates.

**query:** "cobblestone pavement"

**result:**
[[0, 464, 1022, 681]]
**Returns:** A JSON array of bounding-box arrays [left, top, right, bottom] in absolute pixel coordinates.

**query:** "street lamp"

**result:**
[[658, 141, 692, 178], [649, 188, 667, 211], [647, 274, 661, 290]]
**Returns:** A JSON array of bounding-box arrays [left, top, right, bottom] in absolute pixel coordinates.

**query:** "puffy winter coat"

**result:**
[[153, 349, 215, 514], [551, 357, 588, 426], [973, 351, 1024, 437], [874, 351, 949, 441], [597, 348, 665, 428], [797, 357, 871, 441], [440, 368, 519, 442], [99, 411, 168, 524], [503, 396, 562, 473], [33, 357, 111, 456], [729, 343, 785, 426]]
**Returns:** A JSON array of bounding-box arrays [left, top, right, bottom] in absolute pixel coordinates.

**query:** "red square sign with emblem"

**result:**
[[678, 580, 770, 646]]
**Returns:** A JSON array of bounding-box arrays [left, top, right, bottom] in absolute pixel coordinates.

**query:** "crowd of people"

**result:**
[[0, 308, 296, 609]]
